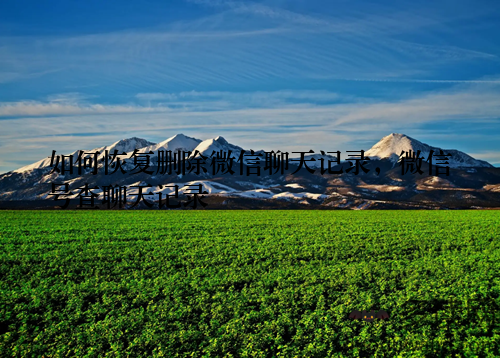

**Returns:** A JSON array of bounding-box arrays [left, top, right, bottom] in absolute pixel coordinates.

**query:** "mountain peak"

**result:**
[[214, 136, 228, 145], [169, 133, 189, 139], [380, 132, 414, 142], [366, 133, 421, 161], [144, 133, 202, 153], [112, 137, 154, 149], [120, 136, 146, 142], [366, 133, 493, 168], [108, 137, 155, 153], [190, 136, 243, 159]]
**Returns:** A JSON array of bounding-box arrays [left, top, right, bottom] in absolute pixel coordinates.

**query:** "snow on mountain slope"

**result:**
[[272, 192, 328, 201], [99, 134, 202, 172], [285, 183, 305, 189], [13, 137, 155, 174], [106, 137, 156, 154], [125, 180, 237, 197], [234, 189, 275, 199], [11, 134, 200, 176], [188, 136, 272, 167], [189, 136, 244, 159], [122, 181, 325, 203], [138, 133, 201, 154], [366, 133, 493, 168]]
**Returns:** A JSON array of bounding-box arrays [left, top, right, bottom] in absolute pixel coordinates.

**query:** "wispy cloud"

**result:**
[[2, 82, 500, 124], [135, 90, 341, 106], [187, 0, 333, 27], [0, 0, 497, 92], [0, 68, 65, 84], [332, 82, 500, 126], [0, 101, 171, 117], [0, 90, 343, 117], [468, 151, 500, 165]]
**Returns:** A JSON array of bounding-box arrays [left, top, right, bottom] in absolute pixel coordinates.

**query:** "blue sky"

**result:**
[[1, 0, 500, 172]]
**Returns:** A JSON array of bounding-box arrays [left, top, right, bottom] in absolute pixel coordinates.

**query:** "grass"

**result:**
[[1, 210, 500, 357]]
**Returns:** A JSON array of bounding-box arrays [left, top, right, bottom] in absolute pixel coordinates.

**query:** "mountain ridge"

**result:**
[[366, 133, 492, 168], [1, 133, 499, 209], [8, 132, 492, 176]]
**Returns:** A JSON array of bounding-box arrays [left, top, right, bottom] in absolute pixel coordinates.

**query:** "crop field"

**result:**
[[1, 210, 500, 357]]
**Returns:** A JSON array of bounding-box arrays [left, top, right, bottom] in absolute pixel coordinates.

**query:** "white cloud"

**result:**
[[468, 151, 500, 164], [332, 82, 500, 126], [2, 82, 500, 125], [135, 90, 340, 105], [0, 101, 172, 117]]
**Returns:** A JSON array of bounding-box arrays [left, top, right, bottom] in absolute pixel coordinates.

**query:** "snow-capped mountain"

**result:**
[[12, 135, 202, 176], [188, 136, 270, 165], [189, 136, 245, 159], [1, 132, 499, 209], [13, 137, 155, 174], [138, 134, 201, 154], [366, 133, 493, 168]]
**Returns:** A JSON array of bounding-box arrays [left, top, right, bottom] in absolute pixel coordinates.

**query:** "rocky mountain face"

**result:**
[[1, 133, 499, 210]]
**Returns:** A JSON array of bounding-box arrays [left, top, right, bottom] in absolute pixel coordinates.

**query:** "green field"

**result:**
[[1, 210, 500, 357]]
